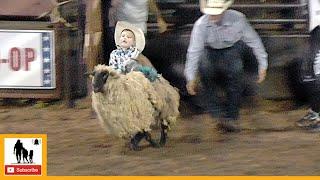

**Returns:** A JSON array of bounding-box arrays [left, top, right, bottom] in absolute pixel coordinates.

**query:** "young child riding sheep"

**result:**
[[109, 21, 157, 81], [90, 21, 180, 151]]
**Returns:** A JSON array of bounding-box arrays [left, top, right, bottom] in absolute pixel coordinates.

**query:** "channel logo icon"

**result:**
[[4, 138, 43, 176], [6, 167, 14, 173]]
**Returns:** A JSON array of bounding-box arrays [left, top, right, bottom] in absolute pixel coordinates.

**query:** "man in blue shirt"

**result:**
[[184, 0, 268, 132]]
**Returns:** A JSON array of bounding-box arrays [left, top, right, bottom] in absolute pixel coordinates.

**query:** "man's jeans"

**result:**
[[303, 81, 320, 113], [198, 41, 258, 120]]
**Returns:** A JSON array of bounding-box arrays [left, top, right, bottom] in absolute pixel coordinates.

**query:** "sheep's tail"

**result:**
[[153, 76, 180, 128]]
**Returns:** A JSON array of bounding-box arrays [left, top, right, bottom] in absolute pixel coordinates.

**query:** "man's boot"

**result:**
[[216, 118, 241, 133]]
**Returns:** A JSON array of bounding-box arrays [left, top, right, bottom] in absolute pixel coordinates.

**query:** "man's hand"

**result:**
[[186, 80, 197, 95], [149, 0, 168, 33], [157, 18, 168, 33], [257, 69, 267, 83]]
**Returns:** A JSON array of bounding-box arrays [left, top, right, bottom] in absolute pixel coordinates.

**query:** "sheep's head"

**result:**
[[86, 65, 119, 93]]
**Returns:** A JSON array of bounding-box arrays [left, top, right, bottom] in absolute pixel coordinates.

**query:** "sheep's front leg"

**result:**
[[144, 132, 160, 148], [129, 132, 145, 151], [159, 124, 168, 147]]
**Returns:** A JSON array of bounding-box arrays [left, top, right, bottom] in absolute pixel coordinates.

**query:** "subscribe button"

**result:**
[[5, 165, 41, 176]]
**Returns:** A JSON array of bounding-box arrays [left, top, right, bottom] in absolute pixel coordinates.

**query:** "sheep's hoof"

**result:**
[[149, 141, 160, 148], [129, 132, 145, 151], [159, 124, 168, 147], [144, 132, 160, 148], [128, 142, 142, 151]]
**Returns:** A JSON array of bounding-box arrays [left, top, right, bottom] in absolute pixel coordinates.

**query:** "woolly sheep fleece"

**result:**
[[92, 65, 180, 138]]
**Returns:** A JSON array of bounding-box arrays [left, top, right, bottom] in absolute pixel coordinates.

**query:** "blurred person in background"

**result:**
[[110, 0, 168, 34], [296, 25, 320, 132], [295, 0, 320, 132]]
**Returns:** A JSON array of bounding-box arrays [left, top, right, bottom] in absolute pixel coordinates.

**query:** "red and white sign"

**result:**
[[0, 30, 55, 89], [4, 138, 43, 176]]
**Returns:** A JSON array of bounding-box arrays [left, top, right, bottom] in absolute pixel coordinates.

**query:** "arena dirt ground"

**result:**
[[1, 97, 320, 175]]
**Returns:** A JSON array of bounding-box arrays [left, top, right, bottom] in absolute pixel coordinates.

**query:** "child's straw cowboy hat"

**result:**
[[115, 21, 146, 52]]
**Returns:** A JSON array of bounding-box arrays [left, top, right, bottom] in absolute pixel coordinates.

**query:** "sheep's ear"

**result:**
[[84, 71, 95, 79], [109, 70, 120, 78]]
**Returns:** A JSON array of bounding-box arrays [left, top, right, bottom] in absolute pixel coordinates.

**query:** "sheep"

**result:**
[[89, 64, 180, 150]]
